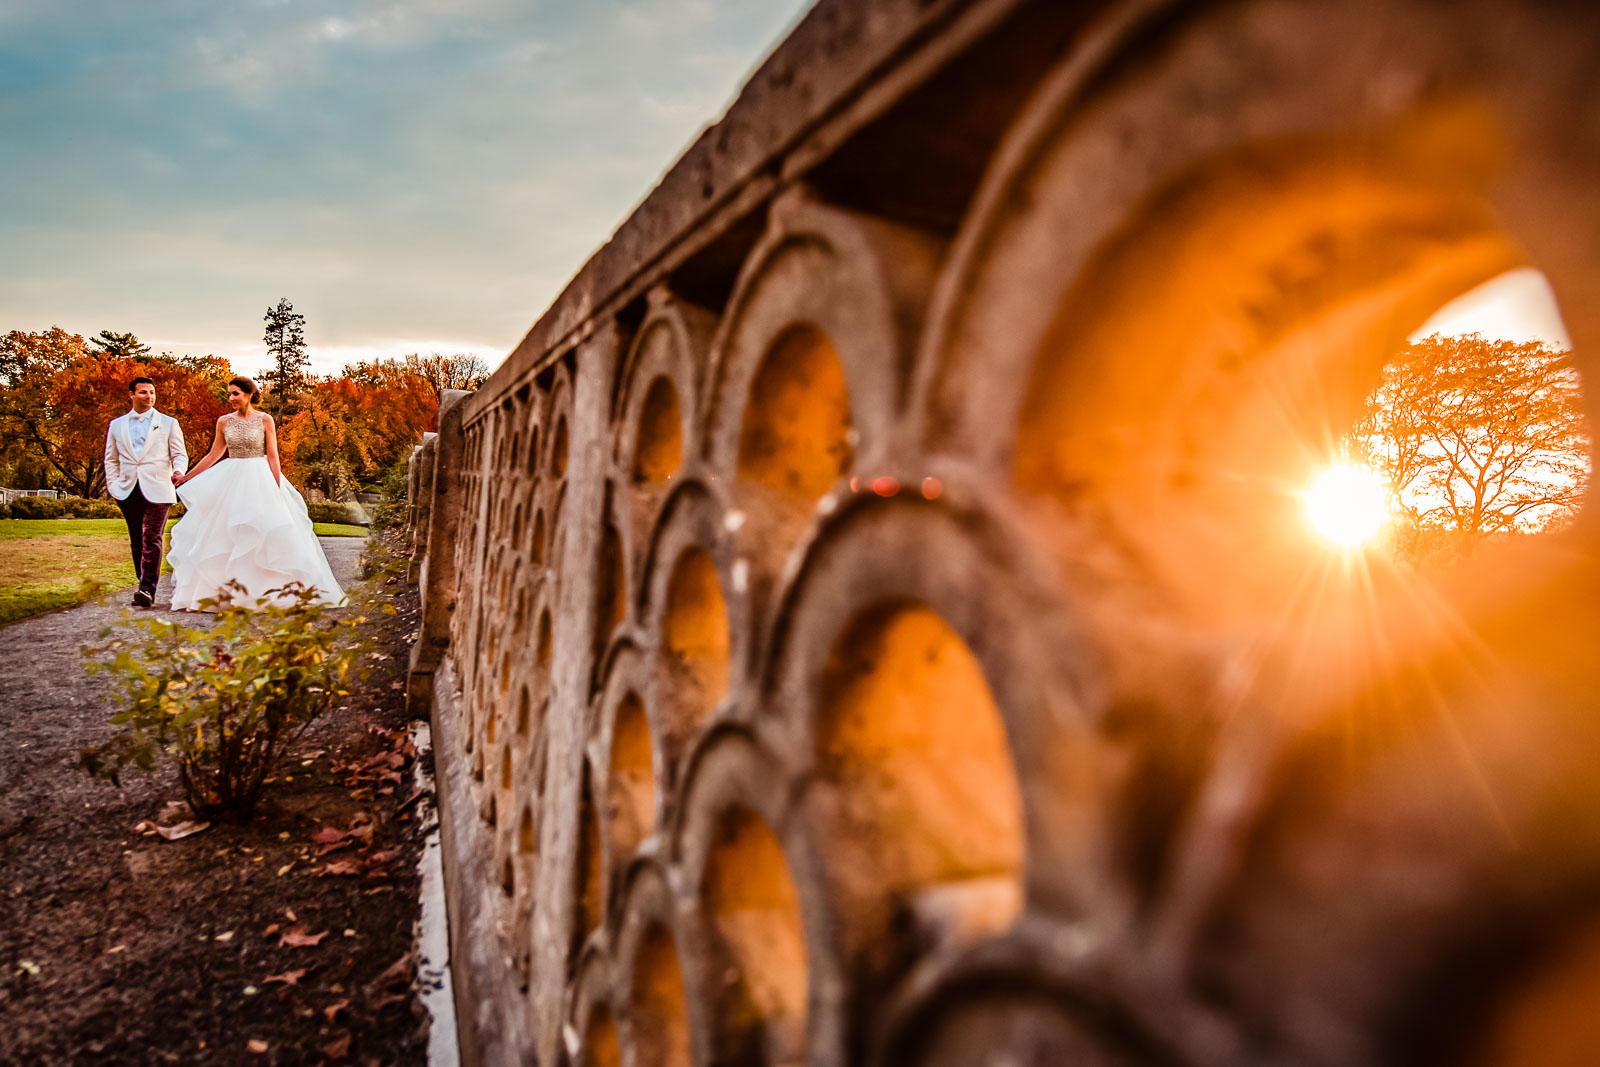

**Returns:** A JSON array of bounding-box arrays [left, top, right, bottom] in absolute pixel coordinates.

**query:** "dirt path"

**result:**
[[0, 538, 432, 1066]]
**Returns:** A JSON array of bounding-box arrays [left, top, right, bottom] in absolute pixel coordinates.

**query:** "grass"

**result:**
[[0, 518, 368, 625]]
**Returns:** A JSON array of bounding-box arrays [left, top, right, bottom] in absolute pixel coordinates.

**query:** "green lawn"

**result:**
[[0, 518, 367, 625]]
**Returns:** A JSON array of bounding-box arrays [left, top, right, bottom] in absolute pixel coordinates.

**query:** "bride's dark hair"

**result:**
[[229, 376, 261, 402]]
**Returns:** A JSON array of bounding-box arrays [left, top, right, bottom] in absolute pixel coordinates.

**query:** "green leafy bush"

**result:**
[[368, 458, 412, 531], [64, 497, 122, 518], [305, 501, 368, 526], [81, 582, 392, 821], [11, 496, 67, 519], [0, 500, 11, 520]]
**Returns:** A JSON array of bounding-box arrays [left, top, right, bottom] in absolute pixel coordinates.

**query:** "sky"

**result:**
[[1410, 267, 1573, 349], [0, 0, 813, 375]]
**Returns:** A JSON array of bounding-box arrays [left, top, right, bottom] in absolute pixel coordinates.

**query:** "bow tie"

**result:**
[[130, 412, 151, 420]]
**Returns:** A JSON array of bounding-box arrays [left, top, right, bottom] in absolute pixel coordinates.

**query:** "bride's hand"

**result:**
[[172, 471, 185, 486]]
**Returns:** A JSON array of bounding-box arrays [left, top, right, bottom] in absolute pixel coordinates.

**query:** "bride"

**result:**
[[169, 375, 345, 611]]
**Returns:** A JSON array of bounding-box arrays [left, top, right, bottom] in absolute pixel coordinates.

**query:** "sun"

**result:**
[[1304, 464, 1388, 547]]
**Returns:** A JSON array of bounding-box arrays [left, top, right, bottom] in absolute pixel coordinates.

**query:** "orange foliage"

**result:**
[[277, 365, 437, 494]]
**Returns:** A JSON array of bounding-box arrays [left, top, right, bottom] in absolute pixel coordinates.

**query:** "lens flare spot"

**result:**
[[1305, 464, 1388, 547]]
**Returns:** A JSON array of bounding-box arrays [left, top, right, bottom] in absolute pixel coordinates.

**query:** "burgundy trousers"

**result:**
[[115, 484, 170, 597]]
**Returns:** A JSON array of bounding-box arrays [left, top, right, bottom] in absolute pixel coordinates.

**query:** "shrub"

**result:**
[[64, 497, 121, 518], [0, 500, 11, 520], [81, 582, 391, 821], [11, 496, 66, 519], [305, 501, 368, 526], [369, 458, 412, 531]]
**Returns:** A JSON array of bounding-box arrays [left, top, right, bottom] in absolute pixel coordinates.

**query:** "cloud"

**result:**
[[0, 0, 813, 372]]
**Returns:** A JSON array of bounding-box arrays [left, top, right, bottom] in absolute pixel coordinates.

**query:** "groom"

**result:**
[[104, 376, 189, 607]]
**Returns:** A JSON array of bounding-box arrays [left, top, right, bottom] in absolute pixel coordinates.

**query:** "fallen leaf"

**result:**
[[17, 960, 41, 977], [107, 944, 127, 954], [285, 908, 298, 922], [321, 1033, 352, 1060], [264, 968, 307, 986], [310, 826, 348, 846], [247, 1038, 269, 1053], [279, 927, 329, 948], [322, 860, 363, 877], [243, 985, 259, 996], [277, 863, 294, 876], [324, 998, 350, 1023], [154, 820, 210, 841], [214, 931, 235, 943], [262, 923, 280, 938]]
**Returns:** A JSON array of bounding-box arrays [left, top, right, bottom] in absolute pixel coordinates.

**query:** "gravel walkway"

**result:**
[[0, 537, 367, 806]]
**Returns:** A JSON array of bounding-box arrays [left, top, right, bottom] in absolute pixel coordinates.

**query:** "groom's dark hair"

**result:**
[[128, 376, 154, 391]]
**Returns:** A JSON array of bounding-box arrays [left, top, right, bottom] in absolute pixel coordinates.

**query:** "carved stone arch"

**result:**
[[613, 292, 715, 473], [638, 478, 749, 770], [670, 725, 819, 1067], [869, 926, 1197, 1067], [614, 295, 716, 599], [910, 0, 1578, 501], [544, 360, 576, 484], [755, 489, 1128, 1044], [612, 860, 712, 1067], [701, 194, 944, 517]]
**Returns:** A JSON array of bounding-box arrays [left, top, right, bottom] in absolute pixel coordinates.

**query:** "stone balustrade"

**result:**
[[405, 1, 1600, 1064]]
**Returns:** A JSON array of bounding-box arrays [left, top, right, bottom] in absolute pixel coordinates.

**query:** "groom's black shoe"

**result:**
[[132, 589, 154, 608]]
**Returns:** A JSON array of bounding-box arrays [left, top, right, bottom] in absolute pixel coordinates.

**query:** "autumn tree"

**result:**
[[279, 358, 438, 496], [260, 298, 310, 409], [0, 327, 85, 490], [1351, 332, 1590, 563], [404, 352, 490, 396]]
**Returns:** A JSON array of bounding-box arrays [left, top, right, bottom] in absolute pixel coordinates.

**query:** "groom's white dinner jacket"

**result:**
[[104, 409, 189, 505]]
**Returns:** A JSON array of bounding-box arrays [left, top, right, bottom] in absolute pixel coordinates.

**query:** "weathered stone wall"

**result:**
[[407, 1, 1600, 1064]]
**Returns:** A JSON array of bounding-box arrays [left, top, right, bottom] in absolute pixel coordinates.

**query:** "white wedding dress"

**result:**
[[168, 411, 345, 611]]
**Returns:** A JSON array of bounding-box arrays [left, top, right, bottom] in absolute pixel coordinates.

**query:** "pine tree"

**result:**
[[89, 330, 152, 359], [260, 298, 310, 409]]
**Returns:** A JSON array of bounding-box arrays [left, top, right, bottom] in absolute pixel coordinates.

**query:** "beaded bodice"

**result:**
[[224, 411, 266, 458]]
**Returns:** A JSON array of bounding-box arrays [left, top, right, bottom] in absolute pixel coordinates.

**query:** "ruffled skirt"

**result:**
[[169, 457, 346, 611]]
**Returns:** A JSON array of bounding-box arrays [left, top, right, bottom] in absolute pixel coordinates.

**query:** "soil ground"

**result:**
[[0, 534, 432, 1066]]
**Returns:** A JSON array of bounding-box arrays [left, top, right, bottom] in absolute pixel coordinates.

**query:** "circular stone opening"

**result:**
[[635, 375, 683, 483], [552, 415, 569, 479], [607, 692, 655, 860], [737, 324, 853, 503], [704, 806, 808, 1062], [814, 603, 1024, 972], [659, 548, 730, 748], [582, 1004, 621, 1067], [628, 924, 692, 1067]]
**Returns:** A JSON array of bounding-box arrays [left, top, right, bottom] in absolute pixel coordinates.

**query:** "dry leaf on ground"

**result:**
[[279, 927, 329, 948]]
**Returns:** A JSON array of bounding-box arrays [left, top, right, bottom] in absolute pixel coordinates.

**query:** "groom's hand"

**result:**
[[172, 471, 185, 485]]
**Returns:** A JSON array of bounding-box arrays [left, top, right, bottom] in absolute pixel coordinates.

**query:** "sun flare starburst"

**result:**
[[1305, 464, 1388, 547]]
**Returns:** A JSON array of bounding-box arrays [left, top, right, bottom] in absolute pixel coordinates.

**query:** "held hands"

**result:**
[[172, 471, 186, 486]]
